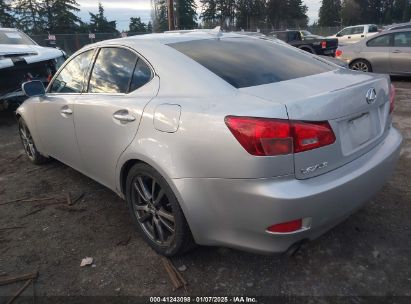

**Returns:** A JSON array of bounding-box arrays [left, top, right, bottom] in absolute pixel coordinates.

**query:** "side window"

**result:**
[[49, 50, 93, 93], [338, 28, 351, 36], [369, 25, 379, 33], [129, 59, 153, 92], [394, 32, 411, 47], [367, 34, 391, 47], [88, 47, 137, 94], [352, 26, 364, 35]]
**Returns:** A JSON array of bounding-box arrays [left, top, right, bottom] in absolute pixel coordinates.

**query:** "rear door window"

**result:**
[[369, 25, 379, 33], [88, 47, 137, 94], [367, 34, 392, 47], [394, 32, 411, 47], [168, 37, 334, 88], [352, 26, 364, 34]]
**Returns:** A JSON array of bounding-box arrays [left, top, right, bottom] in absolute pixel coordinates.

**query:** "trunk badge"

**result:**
[[366, 88, 377, 104]]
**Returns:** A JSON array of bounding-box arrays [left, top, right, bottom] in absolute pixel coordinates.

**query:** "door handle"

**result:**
[[60, 106, 73, 115], [393, 49, 402, 53], [361, 35, 364, 38], [113, 110, 136, 123], [348, 36, 351, 39]]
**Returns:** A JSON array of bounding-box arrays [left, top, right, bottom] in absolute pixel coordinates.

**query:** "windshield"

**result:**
[[168, 37, 334, 88], [0, 30, 36, 45], [300, 30, 312, 36]]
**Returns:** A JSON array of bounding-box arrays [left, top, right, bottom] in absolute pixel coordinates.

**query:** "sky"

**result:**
[[76, 0, 320, 31]]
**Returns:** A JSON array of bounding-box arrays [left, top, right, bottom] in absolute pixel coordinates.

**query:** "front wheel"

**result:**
[[350, 59, 372, 72], [126, 163, 195, 256], [18, 118, 48, 165]]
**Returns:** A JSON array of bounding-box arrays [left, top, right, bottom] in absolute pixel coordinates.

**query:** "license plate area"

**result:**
[[338, 110, 381, 156]]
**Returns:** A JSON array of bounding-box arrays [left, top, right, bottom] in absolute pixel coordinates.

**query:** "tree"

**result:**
[[267, 0, 308, 29], [129, 17, 147, 33], [200, 0, 236, 28], [89, 1, 117, 33], [176, 0, 197, 29], [0, 0, 16, 27], [147, 21, 153, 32], [236, 0, 265, 30], [12, 0, 42, 33], [42, 0, 81, 33], [341, 0, 361, 25], [151, 0, 168, 32], [318, 0, 341, 26]]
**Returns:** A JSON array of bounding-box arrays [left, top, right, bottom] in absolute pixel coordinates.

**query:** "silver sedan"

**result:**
[[336, 29, 411, 74], [17, 32, 402, 256]]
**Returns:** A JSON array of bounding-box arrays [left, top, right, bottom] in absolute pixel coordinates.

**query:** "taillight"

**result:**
[[291, 121, 336, 153], [267, 219, 302, 233], [321, 41, 327, 49], [389, 83, 396, 114], [335, 49, 342, 57], [225, 116, 336, 156], [224, 116, 292, 156]]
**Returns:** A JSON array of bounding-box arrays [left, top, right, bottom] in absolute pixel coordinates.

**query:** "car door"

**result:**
[[336, 27, 352, 44], [347, 26, 365, 43], [74, 46, 159, 190], [390, 31, 411, 74], [364, 33, 392, 73], [35, 49, 95, 171]]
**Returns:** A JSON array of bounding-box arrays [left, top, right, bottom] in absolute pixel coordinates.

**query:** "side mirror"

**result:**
[[22, 80, 46, 97]]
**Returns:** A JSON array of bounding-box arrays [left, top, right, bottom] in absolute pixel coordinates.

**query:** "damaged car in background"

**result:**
[[0, 28, 66, 110]]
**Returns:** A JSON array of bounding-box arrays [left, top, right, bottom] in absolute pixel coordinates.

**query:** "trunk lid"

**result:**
[[241, 69, 391, 179]]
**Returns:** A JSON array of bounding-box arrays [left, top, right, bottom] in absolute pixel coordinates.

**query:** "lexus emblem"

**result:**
[[366, 88, 377, 104]]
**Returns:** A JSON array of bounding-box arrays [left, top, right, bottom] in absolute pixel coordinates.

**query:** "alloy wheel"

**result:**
[[19, 122, 36, 161], [131, 174, 176, 246], [351, 61, 369, 72]]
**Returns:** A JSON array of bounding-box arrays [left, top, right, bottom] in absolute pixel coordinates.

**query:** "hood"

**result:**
[[0, 44, 64, 69]]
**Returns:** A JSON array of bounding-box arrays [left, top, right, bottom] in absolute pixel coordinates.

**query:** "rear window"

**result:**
[[168, 38, 334, 88]]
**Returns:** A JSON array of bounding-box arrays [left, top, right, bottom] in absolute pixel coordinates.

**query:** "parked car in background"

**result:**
[[330, 24, 379, 45], [17, 31, 401, 256], [383, 22, 411, 31], [0, 28, 66, 110], [336, 29, 411, 75], [269, 30, 338, 56]]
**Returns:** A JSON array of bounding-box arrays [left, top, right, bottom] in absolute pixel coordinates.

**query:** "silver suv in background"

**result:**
[[329, 24, 379, 45]]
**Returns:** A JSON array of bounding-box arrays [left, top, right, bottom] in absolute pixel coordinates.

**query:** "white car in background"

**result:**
[[0, 28, 66, 109], [329, 24, 379, 45]]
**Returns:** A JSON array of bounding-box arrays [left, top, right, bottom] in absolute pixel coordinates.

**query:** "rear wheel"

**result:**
[[18, 118, 48, 165], [126, 163, 194, 256], [350, 59, 372, 72]]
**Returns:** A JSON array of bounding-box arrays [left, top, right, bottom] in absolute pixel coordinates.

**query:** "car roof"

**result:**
[[0, 28, 18, 31], [343, 24, 375, 28]]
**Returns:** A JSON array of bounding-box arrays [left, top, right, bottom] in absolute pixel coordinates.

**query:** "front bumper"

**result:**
[[172, 127, 402, 254]]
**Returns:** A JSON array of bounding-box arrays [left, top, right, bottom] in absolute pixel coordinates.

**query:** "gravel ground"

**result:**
[[0, 78, 410, 301]]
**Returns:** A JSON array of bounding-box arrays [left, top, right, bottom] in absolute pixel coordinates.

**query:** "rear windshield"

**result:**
[[0, 30, 35, 45], [168, 37, 335, 88]]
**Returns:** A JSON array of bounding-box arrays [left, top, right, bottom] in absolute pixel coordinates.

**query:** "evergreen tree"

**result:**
[[0, 0, 16, 27], [42, 0, 81, 33], [89, 1, 117, 33], [235, 0, 265, 30], [200, 0, 236, 27], [341, 0, 361, 25], [12, 0, 42, 33], [318, 0, 341, 26], [129, 17, 147, 33], [267, 0, 308, 29], [176, 0, 197, 29], [147, 21, 153, 32], [151, 0, 168, 32]]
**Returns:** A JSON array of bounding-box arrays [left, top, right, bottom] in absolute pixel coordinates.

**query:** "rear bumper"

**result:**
[[173, 127, 402, 254]]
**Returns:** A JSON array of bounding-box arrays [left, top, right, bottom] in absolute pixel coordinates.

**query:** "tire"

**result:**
[[350, 59, 372, 73], [300, 47, 313, 54], [126, 163, 195, 256], [18, 118, 48, 165]]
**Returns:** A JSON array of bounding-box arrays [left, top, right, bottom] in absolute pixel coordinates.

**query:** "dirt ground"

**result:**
[[0, 78, 410, 301]]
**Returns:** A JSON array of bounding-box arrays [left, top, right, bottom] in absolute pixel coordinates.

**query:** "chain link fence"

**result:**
[[30, 32, 148, 55], [28, 27, 348, 55]]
